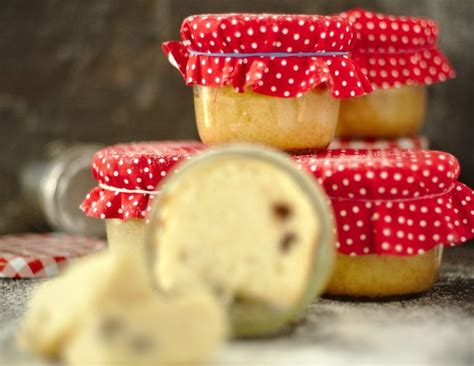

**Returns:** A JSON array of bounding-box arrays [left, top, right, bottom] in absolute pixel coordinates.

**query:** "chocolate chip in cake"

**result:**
[[99, 317, 123, 338], [179, 250, 188, 262], [280, 232, 297, 253], [273, 202, 293, 220], [130, 335, 155, 353]]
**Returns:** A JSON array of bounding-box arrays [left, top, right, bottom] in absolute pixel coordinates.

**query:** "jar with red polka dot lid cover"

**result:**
[[80, 141, 206, 250], [336, 9, 456, 138], [293, 149, 474, 297], [163, 13, 373, 150]]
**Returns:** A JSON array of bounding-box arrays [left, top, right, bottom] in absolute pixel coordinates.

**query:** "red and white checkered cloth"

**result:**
[[0, 233, 106, 278]]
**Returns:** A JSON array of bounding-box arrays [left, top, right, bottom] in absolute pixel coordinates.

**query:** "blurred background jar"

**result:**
[[18, 142, 105, 237], [336, 9, 455, 138], [337, 86, 428, 137]]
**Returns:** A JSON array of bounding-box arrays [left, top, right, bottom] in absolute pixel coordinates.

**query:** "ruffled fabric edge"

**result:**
[[163, 41, 374, 99], [333, 182, 474, 256], [353, 47, 456, 89], [81, 182, 474, 257], [80, 187, 156, 221]]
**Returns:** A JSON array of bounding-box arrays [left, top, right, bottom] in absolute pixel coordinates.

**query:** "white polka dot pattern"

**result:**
[[81, 143, 474, 256], [162, 13, 373, 98], [329, 136, 428, 150], [339, 9, 456, 88], [82, 138, 428, 220], [80, 141, 206, 220], [294, 149, 474, 256]]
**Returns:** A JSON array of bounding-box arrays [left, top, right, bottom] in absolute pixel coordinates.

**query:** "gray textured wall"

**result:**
[[0, 0, 473, 233]]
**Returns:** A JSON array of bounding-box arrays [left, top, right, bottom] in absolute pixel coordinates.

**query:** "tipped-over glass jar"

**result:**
[[163, 13, 372, 149], [21, 143, 105, 237], [82, 142, 338, 336], [145, 145, 336, 336]]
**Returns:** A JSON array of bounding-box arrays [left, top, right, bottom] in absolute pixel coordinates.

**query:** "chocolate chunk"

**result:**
[[273, 202, 292, 220], [99, 317, 122, 338], [280, 232, 297, 253], [130, 335, 155, 353], [179, 250, 188, 262]]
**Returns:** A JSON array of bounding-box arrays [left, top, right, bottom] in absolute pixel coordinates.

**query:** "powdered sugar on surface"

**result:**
[[1, 247, 473, 365]]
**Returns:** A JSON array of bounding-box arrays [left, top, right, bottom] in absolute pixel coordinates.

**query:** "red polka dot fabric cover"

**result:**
[[294, 149, 474, 256], [329, 136, 428, 150], [340, 9, 455, 89], [162, 13, 374, 99], [80, 141, 206, 220], [0, 233, 106, 278]]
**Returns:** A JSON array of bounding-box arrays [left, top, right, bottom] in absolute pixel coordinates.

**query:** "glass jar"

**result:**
[[194, 86, 340, 150], [145, 145, 336, 336], [337, 86, 427, 138], [293, 149, 474, 299], [325, 246, 443, 297], [163, 13, 373, 150], [20, 143, 105, 237], [80, 142, 206, 252], [335, 9, 455, 138]]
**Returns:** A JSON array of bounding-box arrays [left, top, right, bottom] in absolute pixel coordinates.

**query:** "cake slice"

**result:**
[[64, 285, 225, 366], [19, 249, 227, 364], [18, 251, 117, 358]]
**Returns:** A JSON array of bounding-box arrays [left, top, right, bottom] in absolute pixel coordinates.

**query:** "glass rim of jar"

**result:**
[[143, 144, 336, 302], [37, 144, 105, 236]]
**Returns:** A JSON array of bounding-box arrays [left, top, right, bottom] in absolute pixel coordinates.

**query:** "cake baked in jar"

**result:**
[[163, 13, 373, 150], [145, 145, 336, 336], [80, 142, 206, 251], [336, 9, 456, 138], [294, 149, 474, 298]]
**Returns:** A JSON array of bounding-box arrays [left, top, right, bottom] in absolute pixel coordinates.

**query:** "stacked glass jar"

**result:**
[[159, 12, 471, 300], [163, 14, 373, 150], [81, 12, 471, 313]]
